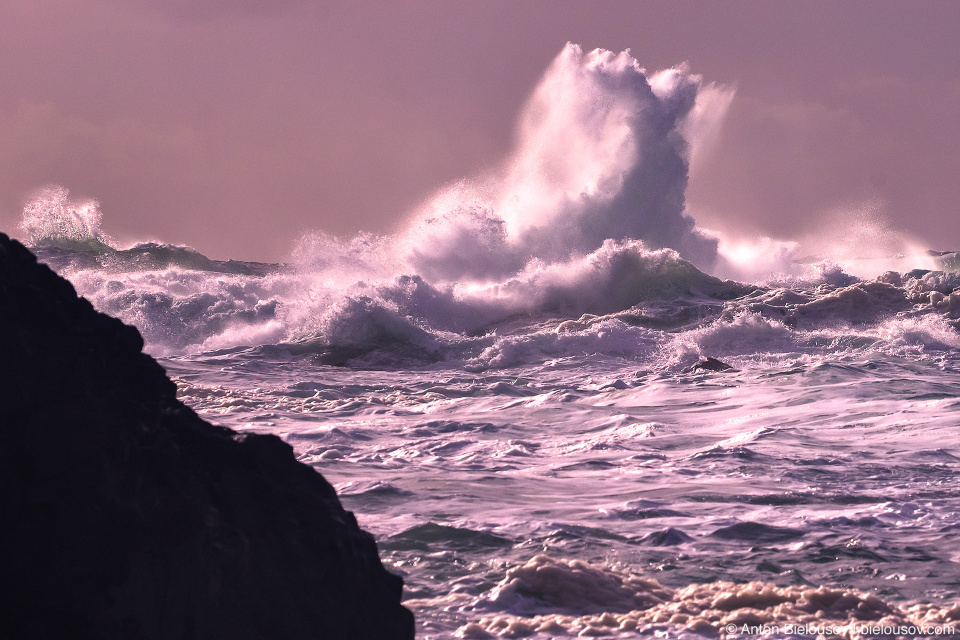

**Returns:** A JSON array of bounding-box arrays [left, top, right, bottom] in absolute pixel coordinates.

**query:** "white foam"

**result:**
[[403, 555, 960, 639]]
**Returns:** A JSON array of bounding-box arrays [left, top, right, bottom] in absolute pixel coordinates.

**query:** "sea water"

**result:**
[[16, 44, 960, 638]]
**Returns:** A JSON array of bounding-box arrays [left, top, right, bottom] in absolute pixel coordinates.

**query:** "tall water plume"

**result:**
[[401, 43, 728, 283]]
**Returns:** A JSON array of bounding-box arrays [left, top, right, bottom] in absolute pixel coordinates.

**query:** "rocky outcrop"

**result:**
[[0, 233, 414, 640]]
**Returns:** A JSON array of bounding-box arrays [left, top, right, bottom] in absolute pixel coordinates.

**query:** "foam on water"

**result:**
[[159, 343, 960, 638], [431, 554, 960, 639]]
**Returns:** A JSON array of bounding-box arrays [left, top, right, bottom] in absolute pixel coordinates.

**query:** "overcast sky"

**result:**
[[1, 0, 958, 261]]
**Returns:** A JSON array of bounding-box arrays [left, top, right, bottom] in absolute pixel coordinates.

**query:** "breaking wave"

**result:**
[[13, 44, 960, 366]]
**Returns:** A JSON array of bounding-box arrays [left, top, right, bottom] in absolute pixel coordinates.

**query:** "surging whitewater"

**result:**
[[15, 44, 960, 638]]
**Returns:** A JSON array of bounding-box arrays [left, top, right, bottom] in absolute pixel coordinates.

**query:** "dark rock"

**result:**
[[0, 234, 413, 640], [690, 357, 733, 372]]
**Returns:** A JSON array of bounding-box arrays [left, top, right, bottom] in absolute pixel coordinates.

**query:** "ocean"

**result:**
[[15, 44, 960, 638]]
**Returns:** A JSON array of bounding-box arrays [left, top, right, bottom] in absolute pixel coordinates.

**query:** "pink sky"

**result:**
[[1, 0, 958, 261]]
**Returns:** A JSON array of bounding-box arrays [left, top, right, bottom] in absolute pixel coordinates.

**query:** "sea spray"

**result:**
[[19, 185, 113, 252], [13, 45, 960, 361], [400, 44, 723, 282]]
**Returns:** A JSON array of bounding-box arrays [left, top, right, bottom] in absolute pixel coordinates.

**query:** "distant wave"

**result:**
[[19, 185, 113, 253]]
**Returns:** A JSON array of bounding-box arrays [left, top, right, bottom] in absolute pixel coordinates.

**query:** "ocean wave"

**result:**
[[13, 44, 960, 364]]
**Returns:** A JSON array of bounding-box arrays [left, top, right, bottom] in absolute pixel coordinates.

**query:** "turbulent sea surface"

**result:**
[[15, 44, 960, 638]]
